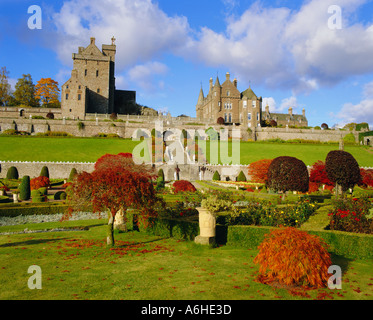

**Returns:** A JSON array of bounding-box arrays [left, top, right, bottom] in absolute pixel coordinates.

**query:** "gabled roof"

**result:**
[[241, 87, 258, 100], [81, 40, 104, 57]]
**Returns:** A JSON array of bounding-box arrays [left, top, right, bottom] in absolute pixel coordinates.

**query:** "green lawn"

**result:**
[[0, 136, 372, 167], [0, 219, 372, 300], [0, 136, 138, 162]]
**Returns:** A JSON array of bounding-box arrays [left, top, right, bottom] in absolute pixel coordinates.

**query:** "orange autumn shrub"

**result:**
[[254, 227, 331, 289], [247, 159, 273, 184], [30, 176, 50, 191]]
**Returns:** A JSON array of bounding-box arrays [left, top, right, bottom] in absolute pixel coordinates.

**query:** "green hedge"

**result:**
[[140, 218, 199, 241], [226, 225, 373, 259], [0, 204, 71, 217], [143, 218, 373, 259]]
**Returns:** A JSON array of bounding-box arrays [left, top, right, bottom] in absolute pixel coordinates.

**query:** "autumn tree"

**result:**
[[267, 156, 309, 193], [35, 78, 60, 107], [66, 153, 161, 246], [14, 74, 39, 107], [325, 150, 361, 198], [0, 67, 12, 106], [247, 159, 273, 184]]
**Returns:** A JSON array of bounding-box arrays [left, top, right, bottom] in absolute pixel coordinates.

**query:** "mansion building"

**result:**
[[196, 73, 308, 128]]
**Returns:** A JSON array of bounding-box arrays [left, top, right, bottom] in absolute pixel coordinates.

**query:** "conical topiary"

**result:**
[[69, 168, 78, 181], [19, 176, 31, 201], [6, 166, 19, 180], [212, 171, 221, 181], [237, 171, 247, 182], [40, 166, 49, 178], [157, 169, 165, 182]]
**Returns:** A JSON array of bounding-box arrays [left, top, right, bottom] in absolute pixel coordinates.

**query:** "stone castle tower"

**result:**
[[196, 73, 263, 128], [61, 37, 135, 119]]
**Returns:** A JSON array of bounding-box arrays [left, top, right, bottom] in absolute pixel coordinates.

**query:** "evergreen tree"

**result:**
[[14, 74, 39, 107]]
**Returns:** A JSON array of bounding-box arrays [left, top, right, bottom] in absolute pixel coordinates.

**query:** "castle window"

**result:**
[[224, 113, 227, 122], [248, 113, 252, 121], [66, 85, 69, 89], [227, 91, 230, 96], [229, 113, 232, 123], [252, 101, 256, 108], [96, 70, 99, 77], [257, 113, 260, 121], [65, 93, 69, 100], [85, 69, 87, 76], [97, 88, 100, 93], [243, 101, 247, 108], [78, 85, 81, 90], [78, 94, 81, 101]]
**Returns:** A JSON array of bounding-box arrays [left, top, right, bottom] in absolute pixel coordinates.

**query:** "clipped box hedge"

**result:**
[[139, 217, 199, 241], [143, 218, 373, 259], [226, 225, 373, 260], [0, 203, 71, 217]]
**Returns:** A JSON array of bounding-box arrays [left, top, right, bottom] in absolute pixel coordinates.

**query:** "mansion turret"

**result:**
[[196, 73, 308, 128]]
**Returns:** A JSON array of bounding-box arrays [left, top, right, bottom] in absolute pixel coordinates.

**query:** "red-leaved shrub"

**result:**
[[359, 168, 373, 188], [172, 180, 197, 193], [309, 161, 334, 190], [30, 176, 50, 191], [254, 227, 331, 289]]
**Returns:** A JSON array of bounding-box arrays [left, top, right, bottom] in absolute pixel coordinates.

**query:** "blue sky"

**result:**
[[1, 0, 373, 128]]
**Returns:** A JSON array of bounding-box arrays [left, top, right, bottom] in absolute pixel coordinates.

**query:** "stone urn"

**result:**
[[195, 207, 216, 245], [114, 208, 127, 232], [13, 193, 19, 203]]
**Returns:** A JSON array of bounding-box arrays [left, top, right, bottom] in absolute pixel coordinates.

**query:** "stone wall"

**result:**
[[0, 107, 62, 119], [254, 127, 360, 143], [0, 160, 249, 182], [0, 114, 364, 143], [0, 161, 95, 179], [1, 160, 371, 181]]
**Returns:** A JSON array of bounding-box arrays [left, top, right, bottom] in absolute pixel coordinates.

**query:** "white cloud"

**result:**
[[49, 0, 373, 97], [127, 61, 168, 92], [338, 99, 373, 125], [363, 81, 373, 98], [51, 0, 190, 71], [184, 0, 373, 94], [263, 96, 298, 113], [337, 80, 373, 125]]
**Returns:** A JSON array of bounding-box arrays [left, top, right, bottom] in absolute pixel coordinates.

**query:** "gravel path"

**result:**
[[0, 212, 103, 227]]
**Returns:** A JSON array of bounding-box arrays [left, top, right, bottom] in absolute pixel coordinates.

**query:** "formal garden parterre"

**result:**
[[0, 147, 373, 300]]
